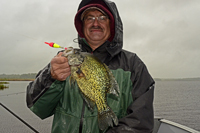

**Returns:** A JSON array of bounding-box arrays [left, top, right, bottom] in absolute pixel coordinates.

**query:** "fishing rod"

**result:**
[[0, 91, 25, 97], [0, 102, 39, 133]]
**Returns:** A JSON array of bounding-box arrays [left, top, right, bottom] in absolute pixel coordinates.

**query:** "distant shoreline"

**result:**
[[0, 79, 34, 81], [0, 73, 36, 81], [0, 73, 200, 81], [1, 78, 200, 82]]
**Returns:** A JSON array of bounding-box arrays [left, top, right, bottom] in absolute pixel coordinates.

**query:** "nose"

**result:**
[[93, 17, 99, 26]]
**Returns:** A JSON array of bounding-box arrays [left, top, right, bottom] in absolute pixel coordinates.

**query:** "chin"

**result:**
[[90, 36, 104, 41]]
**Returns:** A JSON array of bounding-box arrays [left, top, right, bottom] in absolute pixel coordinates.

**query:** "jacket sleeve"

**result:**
[[107, 55, 155, 133], [26, 63, 63, 119], [26, 63, 55, 108]]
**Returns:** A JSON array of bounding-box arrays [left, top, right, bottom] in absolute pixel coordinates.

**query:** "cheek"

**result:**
[[83, 27, 87, 38], [83, 27, 86, 35], [83, 24, 90, 35], [105, 24, 110, 35]]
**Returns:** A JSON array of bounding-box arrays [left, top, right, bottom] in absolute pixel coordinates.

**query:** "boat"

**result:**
[[153, 117, 200, 133]]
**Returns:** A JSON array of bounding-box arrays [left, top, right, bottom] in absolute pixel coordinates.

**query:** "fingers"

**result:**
[[50, 52, 71, 81], [51, 68, 71, 81]]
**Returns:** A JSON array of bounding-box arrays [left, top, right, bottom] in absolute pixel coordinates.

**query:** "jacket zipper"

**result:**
[[79, 101, 85, 133]]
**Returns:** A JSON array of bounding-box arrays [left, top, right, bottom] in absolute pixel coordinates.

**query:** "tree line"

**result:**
[[0, 73, 37, 79]]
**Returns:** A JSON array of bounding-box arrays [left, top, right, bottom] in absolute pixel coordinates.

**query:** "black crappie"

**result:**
[[62, 47, 120, 130]]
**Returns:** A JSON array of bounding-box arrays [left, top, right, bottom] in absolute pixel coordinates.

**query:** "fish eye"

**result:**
[[74, 49, 80, 54]]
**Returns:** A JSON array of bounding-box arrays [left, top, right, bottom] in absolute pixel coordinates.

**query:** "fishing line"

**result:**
[[2, 28, 78, 45], [73, 38, 78, 43], [2, 28, 80, 54], [2, 28, 44, 43], [0, 102, 39, 133]]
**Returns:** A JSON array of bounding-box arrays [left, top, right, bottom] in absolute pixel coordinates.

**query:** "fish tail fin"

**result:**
[[98, 107, 118, 130]]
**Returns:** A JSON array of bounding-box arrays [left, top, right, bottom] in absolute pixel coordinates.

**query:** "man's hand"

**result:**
[[50, 52, 71, 81]]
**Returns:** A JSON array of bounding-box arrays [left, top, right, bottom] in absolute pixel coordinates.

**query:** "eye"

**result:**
[[86, 16, 94, 21], [99, 16, 106, 21]]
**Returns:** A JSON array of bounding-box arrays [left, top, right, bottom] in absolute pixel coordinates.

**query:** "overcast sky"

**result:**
[[0, 0, 200, 78]]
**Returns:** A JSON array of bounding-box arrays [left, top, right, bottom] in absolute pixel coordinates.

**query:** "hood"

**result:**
[[75, 0, 123, 57]]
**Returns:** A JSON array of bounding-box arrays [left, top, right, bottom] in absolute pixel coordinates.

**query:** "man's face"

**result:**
[[83, 10, 110, 49]]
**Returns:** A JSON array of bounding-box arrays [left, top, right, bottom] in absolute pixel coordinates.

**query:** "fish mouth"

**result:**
[[62, 47, 74, 57]]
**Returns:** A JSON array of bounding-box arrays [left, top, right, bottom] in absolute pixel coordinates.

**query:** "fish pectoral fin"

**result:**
[[80, 92, 95, 112], [76, 68, 85, 78]]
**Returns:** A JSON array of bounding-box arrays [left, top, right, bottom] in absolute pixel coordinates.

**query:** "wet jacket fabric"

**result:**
[[26, 0, 155, 133]]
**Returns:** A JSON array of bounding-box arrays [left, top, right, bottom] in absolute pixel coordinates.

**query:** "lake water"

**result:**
[[0, 80, 200, 132]]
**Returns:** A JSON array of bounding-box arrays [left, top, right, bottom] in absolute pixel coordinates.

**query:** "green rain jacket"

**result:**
[[26, 0, 155, 133]]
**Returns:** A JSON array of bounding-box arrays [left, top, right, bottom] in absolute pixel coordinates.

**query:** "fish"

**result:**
[[62, 47, 120, 130]]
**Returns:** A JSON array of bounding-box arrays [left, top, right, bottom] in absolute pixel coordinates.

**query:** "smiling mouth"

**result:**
[[90, 29, 102, 32]]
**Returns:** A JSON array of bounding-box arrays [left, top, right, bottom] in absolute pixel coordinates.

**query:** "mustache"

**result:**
[[90, 26, 103, 30]]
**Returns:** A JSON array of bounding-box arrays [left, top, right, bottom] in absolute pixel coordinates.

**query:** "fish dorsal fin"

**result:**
[[103, 64, 120, 96]]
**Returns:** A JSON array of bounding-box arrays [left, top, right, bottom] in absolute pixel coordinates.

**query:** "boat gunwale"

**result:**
[[156, 118, 200, 133]]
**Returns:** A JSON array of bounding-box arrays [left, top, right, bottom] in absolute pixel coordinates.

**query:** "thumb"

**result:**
[[57, 52, 64, 57]]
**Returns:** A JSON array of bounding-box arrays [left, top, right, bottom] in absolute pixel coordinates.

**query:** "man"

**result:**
[[26, 0, 155, 133]]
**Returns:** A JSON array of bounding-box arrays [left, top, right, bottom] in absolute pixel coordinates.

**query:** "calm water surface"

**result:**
[[0, 80, 200, 132], [0, 81, 52, 133], [154, 80, 200, 131]]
